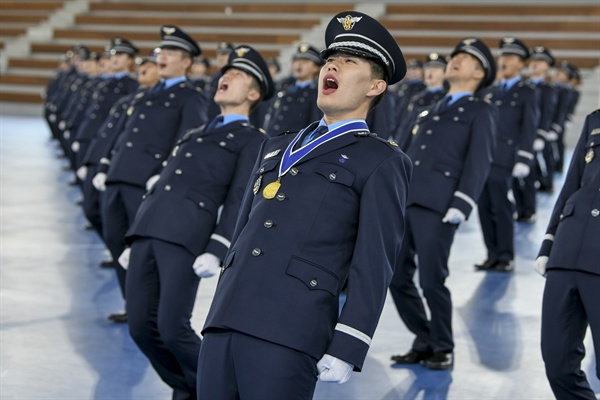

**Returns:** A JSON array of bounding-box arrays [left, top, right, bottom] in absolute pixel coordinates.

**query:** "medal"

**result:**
[[253, 175, 262, 195], [262, 178, 281, 199], [585, 148, 594, 163], [261, 120, 369, 200]]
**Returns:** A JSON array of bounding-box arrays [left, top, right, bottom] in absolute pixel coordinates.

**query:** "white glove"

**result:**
[[118, 247, 131, 270], [512, 162, 531, 178], [192, 253, 221, 278], [71, 140, 80, 153], [146, 174, 160, 191], [442, 207, 466, 224], [317, 354, 353, 384], [92, 172, 107, 192], [533, 138, 545, 151], [545, 130, 558, 141], [76, 166, 88, 180], [534, 256, 548, 277]]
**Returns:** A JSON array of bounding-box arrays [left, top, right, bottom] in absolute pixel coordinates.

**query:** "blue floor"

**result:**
[[1, 115, 598, 399]]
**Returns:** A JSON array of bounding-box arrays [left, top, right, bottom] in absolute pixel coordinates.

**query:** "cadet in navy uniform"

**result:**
[[390, 38, 498, 370], [92, 26, 208, 322], [118, 45, 272, 400], [77, 52, 161, 244], [549, 61, 575, 174], [527, 46, 558, 194], [395, 52, 448, 149], [262, 43, 324, 136], [475, 37, 539, 272], [534, 109, 600, 400], [197, 12, 412, 399], [71, 38, 139, 171], [515, 46, 557, 219]]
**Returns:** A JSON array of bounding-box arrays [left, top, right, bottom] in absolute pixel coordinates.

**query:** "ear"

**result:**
[[247, 88, 261, 103], [473, 68, 485, 82], [367, 79, 387, 98]]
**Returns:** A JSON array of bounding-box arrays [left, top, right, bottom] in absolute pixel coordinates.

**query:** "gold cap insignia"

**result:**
[[162, 27, 176, 36], [503, 36, 515, 44], [338, 15, 362, 31], [534, 46, 545, 53], [236, 47, 250, 57], [430, 53, 439, 60], [299, 44, 309, 53], [462, 38, 476, 46]]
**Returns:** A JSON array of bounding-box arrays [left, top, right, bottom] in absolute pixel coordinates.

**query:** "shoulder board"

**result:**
[[370, 134, 402, 150]]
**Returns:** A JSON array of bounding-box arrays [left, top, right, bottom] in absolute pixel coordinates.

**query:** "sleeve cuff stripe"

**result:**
[[100, 158, 111, 165], [453, 191, 476, 209], [335, 323, 372, 346], [543, 234, 554, 241], [517, 150, 534, 160], [210, 234, 231, 249]]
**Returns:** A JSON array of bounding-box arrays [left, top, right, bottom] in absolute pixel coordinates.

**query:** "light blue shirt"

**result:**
[[447, 91, 472, 106], [162, 76, 187, 89], [500, 75, 521, 91], [217, 114, 248, 128], [114, 72, 129, 79]]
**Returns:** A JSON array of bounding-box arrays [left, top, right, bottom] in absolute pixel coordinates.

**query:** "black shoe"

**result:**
[[494, 260, 515, 272], [516, 214, 536, 224], [81, 223, 93, 230], [391, 349, 433, 364], [108, 311, 127, 323], [474, 259, 498, 271], [425, 352, 453, 370], [99, 259, 114, 268]]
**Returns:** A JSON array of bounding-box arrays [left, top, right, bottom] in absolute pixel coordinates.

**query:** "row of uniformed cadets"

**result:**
[[42, 23, 594, 400], [44, 25, 280, 400]]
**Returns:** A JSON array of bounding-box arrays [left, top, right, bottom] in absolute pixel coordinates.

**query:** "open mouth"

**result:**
[[322, 75, 338, 94], [218, 82, 229, 92], [158, 63, 167, 69]]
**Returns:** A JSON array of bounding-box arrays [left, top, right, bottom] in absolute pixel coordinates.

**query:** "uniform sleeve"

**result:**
[[449, 103, 498, 218], [516, 88, 540, 165], [538, 84, 558, 132], [204, 134, 266, 260], [551, 87, 570, 134], [94, 99, 133, 174], [538, 113, 591, 257], [325, 150, 412, 371]]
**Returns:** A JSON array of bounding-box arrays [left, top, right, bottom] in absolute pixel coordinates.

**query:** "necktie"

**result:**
[[151, 81, 165, 95], [301, 125, 328, 146], [438, 96, 452, 113], [499, 82, 508, 94], [206, 116, 224, 132]]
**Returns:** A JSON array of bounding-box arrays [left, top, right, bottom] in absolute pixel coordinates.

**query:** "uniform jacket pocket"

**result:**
[[314, 162, 355, 187], [287, 256, 339, 296]]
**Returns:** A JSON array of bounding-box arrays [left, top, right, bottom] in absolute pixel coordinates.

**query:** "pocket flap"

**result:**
[[314, 162, 355, 186], [286, 257, 339, 295]]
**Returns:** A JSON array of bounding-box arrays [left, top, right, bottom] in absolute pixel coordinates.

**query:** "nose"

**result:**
[[326, 62, 338, 72]]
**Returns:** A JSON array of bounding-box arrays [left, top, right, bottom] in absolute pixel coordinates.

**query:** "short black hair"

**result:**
[[367, 58, 387, 111]]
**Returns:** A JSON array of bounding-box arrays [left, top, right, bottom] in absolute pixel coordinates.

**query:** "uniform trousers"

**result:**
[[538, 143, 556, 191], [102, 182, 145, 298], [197, 329, 318, 400], [513, 173, 536, 219], [541, 270, 600, 400], [81, 168, 104, 239], [478, 166, 515, 262], [389, 205, 457, 354], [127, 238, 201, 400]]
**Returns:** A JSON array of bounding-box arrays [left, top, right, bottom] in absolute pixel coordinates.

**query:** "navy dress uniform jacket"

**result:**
[[73, 76, 139, 167], [396, 88, 447, 149], [488, 80, 539, 169], [125, 120, 266, 260], [100, 81, 208, 187], [202, 123, 413, 371], [263, 80, 322, 136], [538, 110, 600, 275], [406, 96, 498, 218]]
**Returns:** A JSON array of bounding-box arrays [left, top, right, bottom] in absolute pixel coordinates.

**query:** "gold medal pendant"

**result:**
[[585, 148, 594, 163], [262, 178, 281, 199]]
